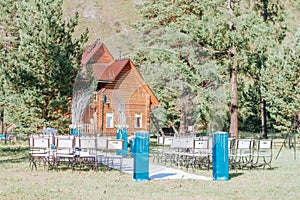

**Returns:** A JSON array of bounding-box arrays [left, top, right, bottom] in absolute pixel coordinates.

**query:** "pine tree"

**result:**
[[135, 0, 287, 137], [0, 0, 20, 136], [132, 23, 225, 135], [261, 28, 300, 132], [2, 0, 88, 134]]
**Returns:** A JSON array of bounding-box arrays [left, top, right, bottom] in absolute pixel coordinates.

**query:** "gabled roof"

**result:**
[[92, 59, 130, 82], [81, 40, 114, 65], [141, 84, 160, 107], [81, 40, 159, 106]]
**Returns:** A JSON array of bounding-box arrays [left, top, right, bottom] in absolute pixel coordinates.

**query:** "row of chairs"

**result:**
[[28, 135, 124, 171], [153, 137, 212, 170], [230, 139, 273, 170], [153, 136, 273, 171]]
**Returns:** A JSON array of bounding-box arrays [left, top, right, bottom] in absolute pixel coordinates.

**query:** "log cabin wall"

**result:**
[[80, 41, 159, 137], [96, 62, 152, 137]]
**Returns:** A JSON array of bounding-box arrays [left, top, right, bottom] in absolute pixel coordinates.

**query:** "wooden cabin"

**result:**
[[79, 39, 159, 136]]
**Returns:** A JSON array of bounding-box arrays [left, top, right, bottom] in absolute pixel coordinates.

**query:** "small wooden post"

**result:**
[[101, 93, 106, 136]]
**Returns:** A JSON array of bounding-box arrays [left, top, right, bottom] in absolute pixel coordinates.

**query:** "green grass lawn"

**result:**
[[0, 141, 299, 200]]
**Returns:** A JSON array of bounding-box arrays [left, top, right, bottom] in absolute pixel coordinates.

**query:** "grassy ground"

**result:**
[[0, 141, 299, 200]]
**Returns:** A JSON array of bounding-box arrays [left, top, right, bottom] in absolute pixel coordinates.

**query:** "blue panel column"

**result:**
[[116, 128, 128, 156], [130, 139, 135, 158], [212, 132, 229, 181], [133, 132, 149, 181]]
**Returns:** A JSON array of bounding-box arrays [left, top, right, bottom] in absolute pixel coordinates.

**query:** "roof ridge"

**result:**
[[115, 58, 130, 61], [87, 38, 101, 53]]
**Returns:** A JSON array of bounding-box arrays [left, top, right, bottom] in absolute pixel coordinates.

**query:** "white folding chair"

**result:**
[[228, 138, 236, 169], [232, 139, 254, 169], [78, 137, 97, 170], [28, 135, 53, 170], [157, 137, 173, 165], [193, 139, 211, 170], [54, 136, 75, 169], [105, 139, 124, 170], [96, 137, 108, 165], [252, 140, 273, 169]]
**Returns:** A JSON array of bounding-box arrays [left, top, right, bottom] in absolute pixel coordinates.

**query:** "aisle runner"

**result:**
[[107, 158, 212, 180]]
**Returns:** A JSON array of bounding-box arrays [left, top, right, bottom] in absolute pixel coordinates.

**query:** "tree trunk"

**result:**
[[261, 98, 267, 139], [170, 123, 178, 136], [263, 0, 268, 21], [227, 0, 239, 138], [0, 109, 4, 135], [179, 108, 186, 136], [229, 67, 238, 138]]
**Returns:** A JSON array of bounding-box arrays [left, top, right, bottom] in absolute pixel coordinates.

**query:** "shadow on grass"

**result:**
[[256, 166, 277, 170], [52, 163, 116, 172], [0, 156, 28, 164], [229, 166, 276, 179], [0, 146, 29, 164], [150, 173, 177, 179], [229, 172, 244, 179], [0, 146, 29, 153]]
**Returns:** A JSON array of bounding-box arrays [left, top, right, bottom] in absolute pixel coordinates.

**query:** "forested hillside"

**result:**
[[1, 0, 299, 137], [62, 0, 142, 47], [63, 0, 300, 137], [130, 0, 300, 137], [63, 0, 148, 59]]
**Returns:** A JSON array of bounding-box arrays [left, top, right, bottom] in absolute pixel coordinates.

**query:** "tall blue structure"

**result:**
[[130, 139, 135, 158], [116, 128, 128, 156], [212, 132, 229, 181], [133, 132, 149, 181]]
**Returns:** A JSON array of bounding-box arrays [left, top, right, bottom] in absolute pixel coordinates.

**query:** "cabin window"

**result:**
[[134, 113, 142, 128], [106, 113, 113, 128]]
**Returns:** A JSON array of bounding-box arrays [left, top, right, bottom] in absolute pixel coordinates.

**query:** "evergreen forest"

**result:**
[[0, 0, 299, 138]]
